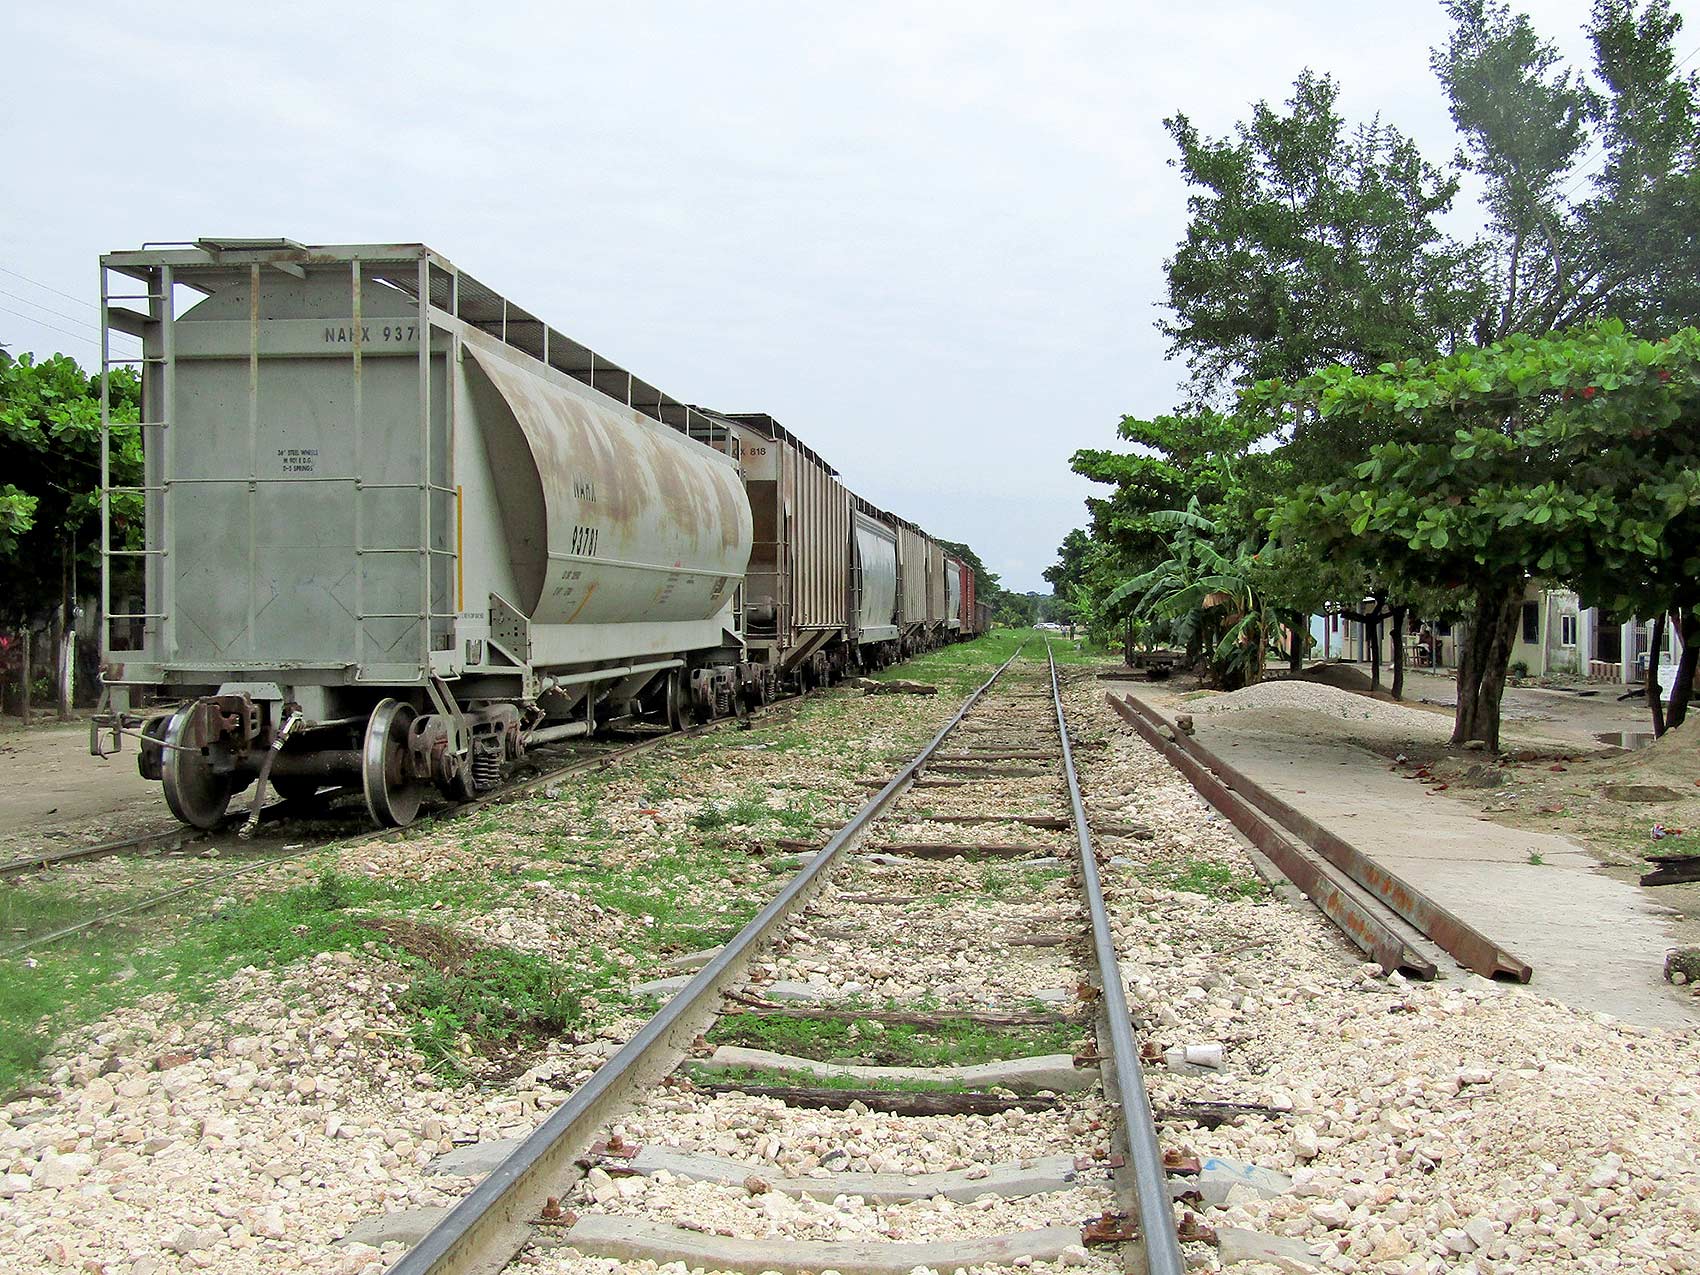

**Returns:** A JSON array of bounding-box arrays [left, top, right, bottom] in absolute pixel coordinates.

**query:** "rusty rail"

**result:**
[[1111, 693, 1532, 982], [1106, 694, 1436, 978]]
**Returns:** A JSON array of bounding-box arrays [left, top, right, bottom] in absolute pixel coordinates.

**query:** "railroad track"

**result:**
[[380, 643, 1195, 1275], [0, 695, 807, 956]]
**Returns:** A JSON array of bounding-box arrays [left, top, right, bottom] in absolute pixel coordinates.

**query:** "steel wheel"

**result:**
[[666, 669, 697, 732], [363, 699, 425, 827], [161, 706, 234, 829]]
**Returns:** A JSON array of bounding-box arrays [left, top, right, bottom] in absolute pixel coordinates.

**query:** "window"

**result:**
[[1436, 620, 1451, 637], [1522, 602, 1539, 643], [1561, 614, 1577, 647]]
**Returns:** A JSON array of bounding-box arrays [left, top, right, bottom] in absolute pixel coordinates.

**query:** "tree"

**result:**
[[1264, 321, 1700, 748], [1105, 501, 1280, 689], [0, 351, 142, 716], [1434, 0, 1700, 340], [1161, 69, 1483, 400], [0, 352, 142, 625], [1069, 409, 1264, 570]]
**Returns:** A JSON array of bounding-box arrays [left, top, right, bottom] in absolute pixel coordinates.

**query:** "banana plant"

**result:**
[[1099, 499, 1280, 688]]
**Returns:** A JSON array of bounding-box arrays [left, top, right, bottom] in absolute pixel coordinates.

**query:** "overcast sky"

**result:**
[[3, 1, 1692, 591]]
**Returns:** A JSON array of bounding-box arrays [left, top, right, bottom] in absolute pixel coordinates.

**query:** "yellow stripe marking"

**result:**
[[566, 580, 599, 624]]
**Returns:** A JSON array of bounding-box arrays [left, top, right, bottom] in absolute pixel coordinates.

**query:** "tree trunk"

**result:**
[[1647, 613, 1669, 738], [57, 543, 73, 721], [19, 628, 31, 726], [1390, 605, 1408, 701], [1124, 617, 1134, 667], [1452, 579, 1521, 750], [1667, 609, 1699, 730], [1368, 616, 1383, 692], [1288, 613, 1304, 671]]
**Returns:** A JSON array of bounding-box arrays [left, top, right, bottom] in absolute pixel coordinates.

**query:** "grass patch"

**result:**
[[710, 1012, 1079, 1068], [690, 790, 819, 834], [685, 1062, 968, 1094], [0, 864, 622, 1094], [362, 916, 585, 1076], [1146, 858, 1270, 900]]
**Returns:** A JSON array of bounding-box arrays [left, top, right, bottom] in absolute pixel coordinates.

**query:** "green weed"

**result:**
[[1146, 858, 1269, 900], [684, 1062, 967, 1094], [710, 1013, 1077, 1068]]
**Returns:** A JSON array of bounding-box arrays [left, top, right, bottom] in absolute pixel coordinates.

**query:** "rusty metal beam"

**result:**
[[1126, 695, 1531, 983], [1105, 694, 1436, 979]]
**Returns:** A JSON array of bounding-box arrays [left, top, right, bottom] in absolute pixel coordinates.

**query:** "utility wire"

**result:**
[[0, 303, 105, 353], [0, 263, 100, 310], [0, 285, 106, 337]]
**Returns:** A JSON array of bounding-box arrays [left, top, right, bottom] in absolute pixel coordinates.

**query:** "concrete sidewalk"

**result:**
[[1197, 724, 1697, 1029]]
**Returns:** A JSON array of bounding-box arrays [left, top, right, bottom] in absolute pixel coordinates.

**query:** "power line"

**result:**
[[0, 285, 106, 337], [0, 263, 99, 311], [1557, 40, 1700, 199], [0, 303, 105, 354]]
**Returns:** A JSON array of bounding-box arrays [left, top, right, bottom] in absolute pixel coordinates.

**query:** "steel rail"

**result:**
[[1, 825, 201, 879], [390, 643, 1029, 1275], [1123, 694, 1531, 983], [1048, 648, 1184, 1275], [1105, 693, 1436, 979]]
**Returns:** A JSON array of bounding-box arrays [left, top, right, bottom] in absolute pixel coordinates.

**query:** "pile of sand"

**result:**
[[1189, 678, 1454, 734]]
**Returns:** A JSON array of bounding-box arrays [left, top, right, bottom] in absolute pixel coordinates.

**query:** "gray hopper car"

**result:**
[[89, 238, 977, 830]]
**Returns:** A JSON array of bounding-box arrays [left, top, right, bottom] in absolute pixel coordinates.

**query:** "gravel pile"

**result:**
[[0, 952, 533, 1274], [1067, 673, 1700, 1274]]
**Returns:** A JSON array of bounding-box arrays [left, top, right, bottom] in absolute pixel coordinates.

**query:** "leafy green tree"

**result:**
[[1069, 409, 1263, 569], [1434, 0, 1700, 339], [1264, 321, 1700, 747], [1161, 69, 1483, 400], [1104, 501, 1279, 689], [0, 351, 142, 627]]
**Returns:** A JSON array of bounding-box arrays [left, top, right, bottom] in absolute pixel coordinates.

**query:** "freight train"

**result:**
[[89, 239, 990, 829]]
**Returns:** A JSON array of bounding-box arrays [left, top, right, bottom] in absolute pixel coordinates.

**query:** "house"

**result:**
[[1307, 584, 1684, 688]]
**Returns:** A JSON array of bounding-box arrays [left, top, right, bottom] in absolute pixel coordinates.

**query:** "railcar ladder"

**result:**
[[348, 256, 459, 683], [99, 261, 174, 665]]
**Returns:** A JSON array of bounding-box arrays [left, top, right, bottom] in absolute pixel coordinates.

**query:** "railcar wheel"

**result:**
[[362, 699, 426, 827], [161, 706, 234, 830], [666, 669, 697, 732]]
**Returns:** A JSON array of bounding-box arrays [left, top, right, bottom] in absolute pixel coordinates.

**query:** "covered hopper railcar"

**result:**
[[90, 238, 984, 830]]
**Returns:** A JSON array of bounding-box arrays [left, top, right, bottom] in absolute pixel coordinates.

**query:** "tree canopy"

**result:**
[[1056, 0, 1700, 742]]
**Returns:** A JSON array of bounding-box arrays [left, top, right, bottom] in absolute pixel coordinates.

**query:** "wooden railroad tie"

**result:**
[[691, 1082, 1062, 1115]]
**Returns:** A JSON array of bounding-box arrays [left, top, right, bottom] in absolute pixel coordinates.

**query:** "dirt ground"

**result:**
[[1107, 660, 1700, 1028], [0, 718, 173, 853]]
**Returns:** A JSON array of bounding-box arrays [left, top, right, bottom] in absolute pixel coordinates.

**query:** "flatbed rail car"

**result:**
[[91, 239, 763, 829]]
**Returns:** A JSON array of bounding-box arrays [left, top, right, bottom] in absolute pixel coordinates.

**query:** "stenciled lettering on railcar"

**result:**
[[277, 448, 319, 474], [321, 323, 417, 344]]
